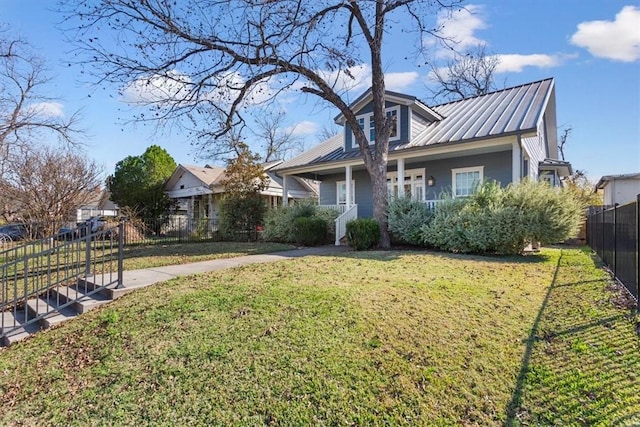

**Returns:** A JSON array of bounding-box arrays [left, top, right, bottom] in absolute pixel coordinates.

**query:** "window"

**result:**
[[539, 170, 556, 186], [336, 180, 355, 205], [353, 106, 400, 145], [387, 168, 425, 201], [387, 109, 398, 139], [452, 166, 484, 197]]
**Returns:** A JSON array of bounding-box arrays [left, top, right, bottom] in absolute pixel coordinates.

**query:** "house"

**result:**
[[595, 173, 640, 206], [75, 188, 119, 222], [165, 161, 318, 223], [273, 78, 572, 244]]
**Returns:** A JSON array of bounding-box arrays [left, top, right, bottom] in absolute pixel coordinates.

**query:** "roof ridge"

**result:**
[[433, 77, 554, 108]]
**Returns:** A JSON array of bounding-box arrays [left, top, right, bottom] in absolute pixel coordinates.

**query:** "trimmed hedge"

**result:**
[[262, 201, 338, 244], [293, 216, 328, 246], [346, 218, 380, 250]]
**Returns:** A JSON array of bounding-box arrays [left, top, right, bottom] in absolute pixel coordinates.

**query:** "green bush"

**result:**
[[262, 201, 338, 244], [219, 195, 266, 241], [420, 180, 583, 255], [293, 216, 328, 246], [346, 218, 381, 250], [387, 196, 434, 245]]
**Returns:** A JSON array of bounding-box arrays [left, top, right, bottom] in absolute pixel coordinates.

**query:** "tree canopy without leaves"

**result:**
[[107, 145, 177, 218], [0, 27, 83, 179], [0, 146, 102, 234], [62, 0, 461, 248], [427, 44, 500, 102]]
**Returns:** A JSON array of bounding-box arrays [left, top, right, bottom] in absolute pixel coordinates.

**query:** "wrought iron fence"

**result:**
[[121, 216, 223, 246], [586, 197, 639, 307]]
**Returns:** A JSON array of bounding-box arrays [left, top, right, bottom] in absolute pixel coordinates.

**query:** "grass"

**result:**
[[0, 246, 638, 425], [1, 241, 294, 305]]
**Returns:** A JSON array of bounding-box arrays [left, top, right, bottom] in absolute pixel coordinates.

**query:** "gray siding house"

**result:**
[[274, 78, 572, 243]]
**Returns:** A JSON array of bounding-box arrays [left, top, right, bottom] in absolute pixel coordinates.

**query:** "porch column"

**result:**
[[345, 165, 352, 208], [282, 174, 288, 206], [512, 141, 522, 184], [397, 158, 405, 197]]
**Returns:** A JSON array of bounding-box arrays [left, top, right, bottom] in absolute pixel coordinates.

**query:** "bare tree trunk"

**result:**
[[370, 160, 390, 248]]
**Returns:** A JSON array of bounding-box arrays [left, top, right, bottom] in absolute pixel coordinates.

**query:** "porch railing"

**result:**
[[334, 204, 358, 245], [318, 204, 348, 215], [424, 199, 445, 209]]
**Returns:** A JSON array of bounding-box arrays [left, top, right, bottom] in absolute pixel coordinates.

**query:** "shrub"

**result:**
[[387, 196, 434, 245], [219, 195, 266, 241], [262, 201, 338, 244], [420, 180, 582, 255], [293, 216, 328, 246], [346, 218, 381, 250]]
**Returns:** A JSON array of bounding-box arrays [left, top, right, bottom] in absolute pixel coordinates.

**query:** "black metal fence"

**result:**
[[120, 216, 260, 245], [586, 196, 639, 307], [120, 216, 223, 246]]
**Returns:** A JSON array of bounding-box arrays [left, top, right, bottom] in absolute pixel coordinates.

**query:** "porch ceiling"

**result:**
[[287, 139, 513, 179]]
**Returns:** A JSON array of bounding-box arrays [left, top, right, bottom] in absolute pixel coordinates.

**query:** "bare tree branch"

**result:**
[[60, 0, 461, 248], [427, 43, 500, 103]]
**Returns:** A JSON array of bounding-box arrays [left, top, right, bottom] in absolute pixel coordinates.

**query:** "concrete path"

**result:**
[[112, 245, 352, 297]]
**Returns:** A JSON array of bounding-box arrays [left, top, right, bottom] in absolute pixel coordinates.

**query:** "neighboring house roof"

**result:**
[[539, 158, 573, 177], [595, 172, 640, 189], [275, 78, 555, 172], [165, 162, 317, 199]]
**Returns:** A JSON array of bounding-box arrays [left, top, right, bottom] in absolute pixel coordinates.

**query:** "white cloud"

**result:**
[[28, 102, 64, 118], [570, 5, 640, 62], [313, 63, 419, 97], [317, 64, 372, 95], [286, 120, 319, 136], [434, 4, 487, 52], [385, 72, 420, 91], [122, 70, 193, 104], [493, 53, 575, 73], [122, 70, 275, 107]]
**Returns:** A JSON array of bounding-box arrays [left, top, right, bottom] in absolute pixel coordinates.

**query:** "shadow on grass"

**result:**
[[505, 252, 563, 425], [505, 250, 640, 426]]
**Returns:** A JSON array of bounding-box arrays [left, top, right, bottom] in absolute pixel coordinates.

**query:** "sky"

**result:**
[[1, 0, 639, 183]]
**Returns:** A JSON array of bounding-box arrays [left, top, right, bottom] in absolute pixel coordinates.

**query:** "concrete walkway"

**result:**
[[112, 245, 352, 297]]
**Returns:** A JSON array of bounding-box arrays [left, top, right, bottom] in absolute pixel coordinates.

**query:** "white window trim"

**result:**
[[452, 166, 484, 198], [336, 180, 355, 205], [387, 168, 425, 201], [352, 106, 401, 146]]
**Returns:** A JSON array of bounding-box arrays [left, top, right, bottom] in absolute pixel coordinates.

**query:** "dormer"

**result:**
[[334, 89, 443, 152]]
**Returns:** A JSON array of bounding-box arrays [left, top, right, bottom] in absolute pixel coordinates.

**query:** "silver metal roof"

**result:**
[[275, 78, 554, 172]]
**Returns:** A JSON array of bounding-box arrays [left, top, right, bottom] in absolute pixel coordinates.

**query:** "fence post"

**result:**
[[117, 221, 124, 289], [636, 194, 640, 309], [84, 225, 92, 278], [613, 203, 618, 276]]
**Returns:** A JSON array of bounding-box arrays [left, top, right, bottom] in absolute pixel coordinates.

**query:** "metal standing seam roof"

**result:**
[[275, 78, 554, 172]]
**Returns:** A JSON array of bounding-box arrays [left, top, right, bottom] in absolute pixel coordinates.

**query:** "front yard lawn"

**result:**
[[0, 247, 638, 425]]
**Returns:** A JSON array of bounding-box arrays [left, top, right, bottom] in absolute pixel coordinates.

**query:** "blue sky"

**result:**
[[1, 0, 639, 182]]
